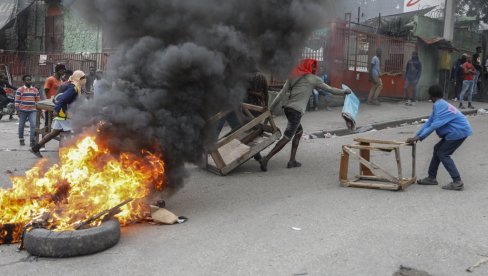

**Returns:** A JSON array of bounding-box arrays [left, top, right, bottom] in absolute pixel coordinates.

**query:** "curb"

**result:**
[[311, 109, 479, 138]]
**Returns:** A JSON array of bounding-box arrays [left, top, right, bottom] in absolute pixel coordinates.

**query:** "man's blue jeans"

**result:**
[[428, 138, 466, 182], [312, 89, 333, 108], [473, 70, 480, 95], [404, 79, 418, 101], [18, 110, 37, 145], [459, 80, 474, 105]]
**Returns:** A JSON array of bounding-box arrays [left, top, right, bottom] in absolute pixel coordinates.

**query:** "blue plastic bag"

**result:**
[[341, 84, 360, 130]]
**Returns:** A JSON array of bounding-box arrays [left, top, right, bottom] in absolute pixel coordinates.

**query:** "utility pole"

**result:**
[[443, 0, 455, 41]]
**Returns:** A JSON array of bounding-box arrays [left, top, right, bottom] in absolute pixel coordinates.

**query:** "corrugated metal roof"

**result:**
[[417, 36, 459, 51], [0, 0, 17, 29], [0, 0, 36, 31]]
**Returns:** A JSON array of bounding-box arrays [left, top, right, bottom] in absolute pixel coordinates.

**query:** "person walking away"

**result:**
[[368, 48, 383, 105], [311, 65, 333, 111], [31, 70, 85, 158], [472, 46, 483, 95], [458, 56, 476, 109], [258, 59, 350, 171], [404, 51, 422, 106], [407, 85, 472, 191], [15, 75, 40, 147], [452, 54, 467, 101]]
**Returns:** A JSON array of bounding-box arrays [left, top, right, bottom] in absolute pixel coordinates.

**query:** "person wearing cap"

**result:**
[[31, 70, 86, 158]]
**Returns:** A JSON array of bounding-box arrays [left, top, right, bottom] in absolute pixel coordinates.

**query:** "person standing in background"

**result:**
[[472, 47, 483, 95], [43, 63, 66, 127], [15, 75, 40, 147], [404, 51, 422, 106], [438, 49, 452, 99]]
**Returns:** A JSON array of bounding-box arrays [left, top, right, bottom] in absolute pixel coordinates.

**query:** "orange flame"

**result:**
[[0, 134, 165, 242]]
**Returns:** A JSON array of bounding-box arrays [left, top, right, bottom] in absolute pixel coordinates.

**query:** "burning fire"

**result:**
[[0, 134, 165, 244]]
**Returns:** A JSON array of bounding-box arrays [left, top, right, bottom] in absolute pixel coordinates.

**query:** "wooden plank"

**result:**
[[394, 147, 402, 181], [35, 110, 42, 144], [358, 175, 395, 182], [242, 103, 267, 113], [412, 143, 416, 178], [210, 151, 226, 170], [400, 177, 417, 189], [359, 142, 374, 176], [346, 181, 401, 191], [339, 147, 349, 182], [216, 111, 271, 148], [343, 146, 398, 183], [35, 99, 55, 111], [348, 144, 397, 152], [267, 115, 279, 133], [354, 137, 406, 145]]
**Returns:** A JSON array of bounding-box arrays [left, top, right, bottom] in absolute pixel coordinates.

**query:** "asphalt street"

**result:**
[[1, 101, 488, 276]]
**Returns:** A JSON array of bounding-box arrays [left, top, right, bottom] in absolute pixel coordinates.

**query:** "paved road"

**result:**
[[1, 102, 488, 275]]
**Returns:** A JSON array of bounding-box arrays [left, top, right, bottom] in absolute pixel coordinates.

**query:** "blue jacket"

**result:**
[[417, 99, 472, 141], [54, 83, 78, 119]]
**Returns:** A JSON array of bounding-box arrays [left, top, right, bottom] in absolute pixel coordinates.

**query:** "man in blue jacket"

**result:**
[[406, 85, 472, 191]]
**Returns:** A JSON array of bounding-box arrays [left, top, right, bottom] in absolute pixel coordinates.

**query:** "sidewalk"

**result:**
[[273, 99, 488, 137]]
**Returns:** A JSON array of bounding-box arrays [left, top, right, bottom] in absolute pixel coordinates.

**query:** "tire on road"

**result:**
[[23, 219, 121, 258]]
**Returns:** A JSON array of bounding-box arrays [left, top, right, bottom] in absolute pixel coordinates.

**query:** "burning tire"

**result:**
[[23, 219, 121, 258]]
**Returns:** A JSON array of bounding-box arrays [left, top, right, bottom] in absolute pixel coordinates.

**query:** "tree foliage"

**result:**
[[456, 0, 488, 22]]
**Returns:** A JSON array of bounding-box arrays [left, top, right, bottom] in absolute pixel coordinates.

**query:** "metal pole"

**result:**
[[443, 0, 455, 41], [357, 7, 360, 24]]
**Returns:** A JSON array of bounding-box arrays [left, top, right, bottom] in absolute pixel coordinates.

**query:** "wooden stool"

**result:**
[[340, 138, 416, 191]]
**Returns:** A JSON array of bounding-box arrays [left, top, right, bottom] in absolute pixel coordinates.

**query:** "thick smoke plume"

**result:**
[[66, 0, 332, 195]]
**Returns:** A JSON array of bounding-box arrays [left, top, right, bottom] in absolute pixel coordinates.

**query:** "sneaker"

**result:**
[[287, 160, 302, 169], [30, 144, 43, 158], [372, 99, 381, 105], [411, 101, 417, 106], [459, 103, 465, 109], [19, 139, 25, 146], [324, 106, 332, 111], [468, 103, 475, 109], [405, 100, 412, 106], [417, 177, 438, 185], [442, 181, 464, 191]]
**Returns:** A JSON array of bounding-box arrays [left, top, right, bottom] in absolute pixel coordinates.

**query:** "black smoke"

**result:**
[[65, 0, 332, 195]]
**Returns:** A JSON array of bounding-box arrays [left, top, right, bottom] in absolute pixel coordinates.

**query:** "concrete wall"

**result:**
[[62, 8, 102, 53]]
